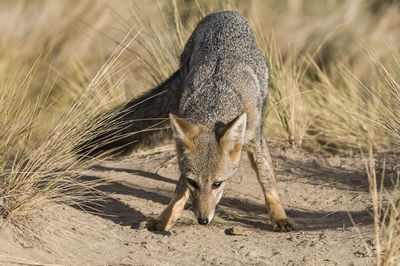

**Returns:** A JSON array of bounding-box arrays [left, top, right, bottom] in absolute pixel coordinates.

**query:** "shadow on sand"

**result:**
[[72, 160, 379, 232], [275, 155, 396, 192]]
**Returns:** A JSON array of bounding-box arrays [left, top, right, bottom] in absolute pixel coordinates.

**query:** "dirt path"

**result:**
[[0, 143, 379, 265]]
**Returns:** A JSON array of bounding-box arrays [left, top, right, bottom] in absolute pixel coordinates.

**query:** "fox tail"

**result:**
[[75, 70, 182, 157]]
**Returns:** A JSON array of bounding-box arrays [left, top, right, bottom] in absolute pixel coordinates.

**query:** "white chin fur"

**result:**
[[208, 192, 223, 222], [208, 209, 215, 223]]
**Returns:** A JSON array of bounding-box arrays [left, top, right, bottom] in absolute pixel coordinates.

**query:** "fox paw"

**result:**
[[140, 217, 170, 231], [273, 218, 294, 232]]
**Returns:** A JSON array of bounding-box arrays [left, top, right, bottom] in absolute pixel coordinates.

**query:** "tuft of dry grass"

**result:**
[[365, 147, 400, 265], [263, 38, 311, 148], [0, 28, 139, 227]]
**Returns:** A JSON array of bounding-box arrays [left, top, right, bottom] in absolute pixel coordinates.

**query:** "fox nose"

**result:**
[[197, 217, 209, 225]]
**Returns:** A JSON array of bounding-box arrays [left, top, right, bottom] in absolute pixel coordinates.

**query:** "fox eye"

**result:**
[[212, 181, 222, 189], [186, 178, 199, 189]]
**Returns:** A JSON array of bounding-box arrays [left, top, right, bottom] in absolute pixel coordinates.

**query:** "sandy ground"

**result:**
[[2, 141, 397, 265]]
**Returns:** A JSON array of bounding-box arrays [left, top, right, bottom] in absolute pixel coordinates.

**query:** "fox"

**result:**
[[78, 11, 293, 232]]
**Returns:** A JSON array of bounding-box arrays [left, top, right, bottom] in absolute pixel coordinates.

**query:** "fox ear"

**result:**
[[170, 114, 200, 153], [220, 113, 247, 161]]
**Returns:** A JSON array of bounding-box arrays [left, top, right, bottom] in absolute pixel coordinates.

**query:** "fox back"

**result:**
[[170, 11, 269, 223], [179, 11, 268, 126]]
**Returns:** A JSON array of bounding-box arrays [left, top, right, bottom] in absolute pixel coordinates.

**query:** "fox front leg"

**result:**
[[247, 136, 294, 232], [143, 177, 189, 231]]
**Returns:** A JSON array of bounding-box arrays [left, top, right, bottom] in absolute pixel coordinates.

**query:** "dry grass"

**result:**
[[0, 0, 399, 262], [264, 39, 311, 148], [365, 147, 400, 265], [0, 24, 139, 226]]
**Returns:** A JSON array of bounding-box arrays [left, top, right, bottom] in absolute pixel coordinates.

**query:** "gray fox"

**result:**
[[144, 11, 293, 232], [79, 11, 293, 232]]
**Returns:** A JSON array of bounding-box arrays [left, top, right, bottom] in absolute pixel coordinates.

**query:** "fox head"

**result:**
[[169, 113, 247, 225]]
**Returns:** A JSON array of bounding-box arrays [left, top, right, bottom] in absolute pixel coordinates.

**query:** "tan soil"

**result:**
[[2, 142, 396, 265]]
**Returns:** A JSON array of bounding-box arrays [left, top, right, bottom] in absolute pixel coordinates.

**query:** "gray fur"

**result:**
[[179, 11, 268, 127]]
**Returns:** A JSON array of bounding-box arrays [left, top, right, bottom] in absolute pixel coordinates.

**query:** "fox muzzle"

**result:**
[[197, 217, 209, 225]]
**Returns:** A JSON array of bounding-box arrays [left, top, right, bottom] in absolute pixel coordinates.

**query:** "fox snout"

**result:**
[[195, 209, 214, 225], [192, 191, 220, 225], [197, 217, 209, 225]]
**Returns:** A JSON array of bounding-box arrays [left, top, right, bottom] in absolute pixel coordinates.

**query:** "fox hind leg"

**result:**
[[143, 177, 189, 231], [247, 136, 293, 232]]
